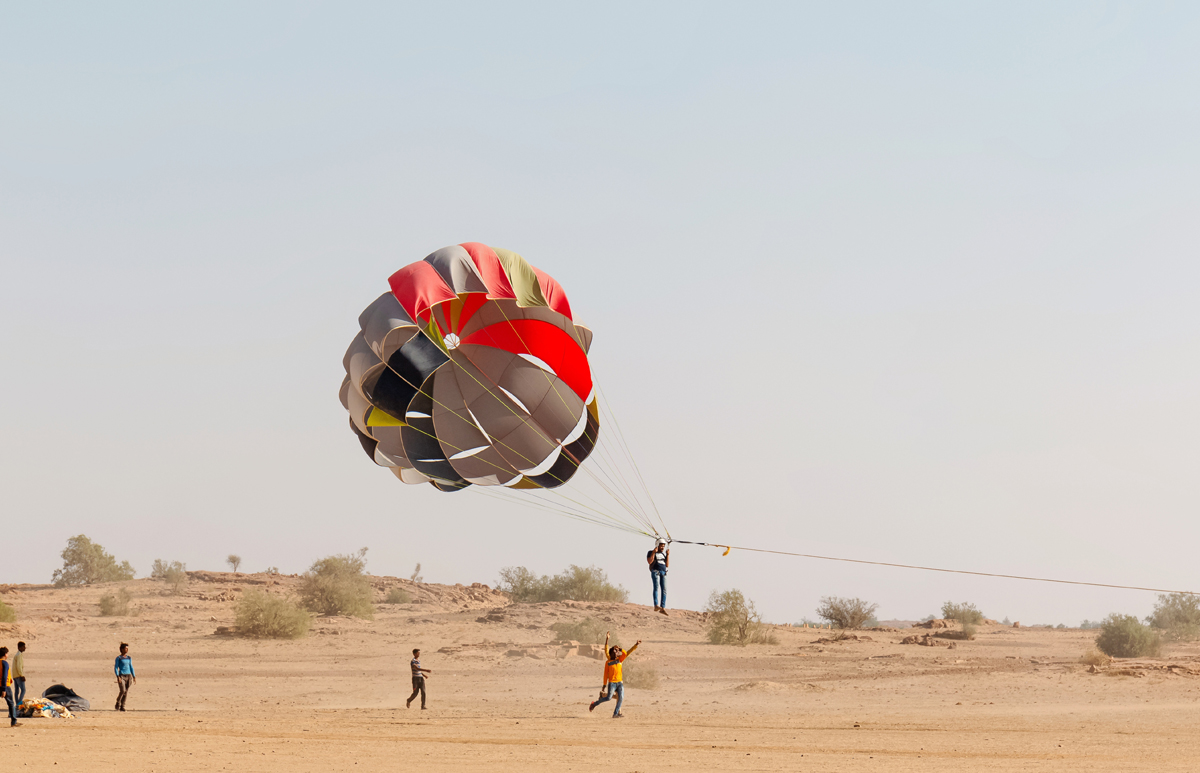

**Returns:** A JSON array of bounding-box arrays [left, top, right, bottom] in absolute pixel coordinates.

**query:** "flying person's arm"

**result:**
[[647, 550, 654, 566], [664, 549, 669, 568]]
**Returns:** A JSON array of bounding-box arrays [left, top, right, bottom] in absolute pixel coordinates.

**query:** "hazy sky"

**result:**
[[4, 2, 1199, 625]]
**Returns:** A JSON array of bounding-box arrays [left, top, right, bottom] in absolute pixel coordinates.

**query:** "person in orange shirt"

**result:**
[[588, 631, 640, 718]]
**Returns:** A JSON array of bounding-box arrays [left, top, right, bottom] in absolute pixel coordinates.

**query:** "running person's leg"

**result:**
[[4, 690, 16, 726], [590, 682, 616, 711]]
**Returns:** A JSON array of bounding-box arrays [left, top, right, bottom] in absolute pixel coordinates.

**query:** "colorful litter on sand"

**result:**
[[19, 698, 74, 719]]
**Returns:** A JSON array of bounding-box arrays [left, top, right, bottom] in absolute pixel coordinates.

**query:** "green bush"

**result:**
[[816, 596, 879, 630], [298, 548, 374, 619], [622, 661, 660, 690], [1095, 613, 1162, 658], [99, 588, 133, 617], [52, 535, 136, 587], [384, 587, 411, 604], [0, 600, 15, 622], [705, 589, 775, 645], [941, 601, 985, 625], [550, 618, 618, 646], [1146, 593, 1200, 641], [497, 565, 628, 603], [152, 559, 188, 595], [235, 590, 311, 639]]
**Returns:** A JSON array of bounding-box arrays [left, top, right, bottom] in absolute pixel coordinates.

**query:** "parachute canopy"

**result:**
[[340, 243, 599, 492]]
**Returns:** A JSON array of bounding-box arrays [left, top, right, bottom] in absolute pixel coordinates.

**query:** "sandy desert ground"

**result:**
[[2, 572, 1200, 772]]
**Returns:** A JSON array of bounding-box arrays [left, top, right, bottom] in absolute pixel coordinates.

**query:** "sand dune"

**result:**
[[2, 572, 1199, 772]]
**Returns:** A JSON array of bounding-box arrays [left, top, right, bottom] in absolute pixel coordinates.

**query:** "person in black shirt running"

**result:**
[[647, 538, 669, 615]]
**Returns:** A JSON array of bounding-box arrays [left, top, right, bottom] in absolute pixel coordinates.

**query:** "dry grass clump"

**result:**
[[705, 589, 777, 645], [384, 587, 411, 604], [298, 548, 374, 619], [235, 589, 311, 639], [99, 588, 133, 617], [1096, 613, 1162, 658], [1079, 648, 1111, 667], [0, 600, 15, 622], [816, 596, 879, 630], [550, 618, 616, 646], [497, 565, 628, 603], [942, 601, 985, 625], [151, 559, 188, 595], [622, 661, 660, 690]]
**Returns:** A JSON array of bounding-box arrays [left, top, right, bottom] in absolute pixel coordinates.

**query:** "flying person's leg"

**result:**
[[651, 571, 662, 610], [612, 682, 624, 717]]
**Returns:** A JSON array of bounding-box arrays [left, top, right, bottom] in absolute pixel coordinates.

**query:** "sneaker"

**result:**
[[589, 701, 597, 712], [115, 705, 121, 711], [652, 606, 661, 612], [658, 607, 669, 616], [406, 699, 412, 709], [613, 713, 625, 718], [11, 722, 22, 727], [120, 708, 126, 712], [421, 706, 427, 710]]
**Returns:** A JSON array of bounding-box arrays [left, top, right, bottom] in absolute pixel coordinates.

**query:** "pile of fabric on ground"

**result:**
[[41, 684, 90, 712], [18, 697, 74, 719]]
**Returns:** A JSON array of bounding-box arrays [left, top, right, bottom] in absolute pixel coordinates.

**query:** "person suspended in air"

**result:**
[[647, 538, 669, 615], [589, 631, 640, 719]]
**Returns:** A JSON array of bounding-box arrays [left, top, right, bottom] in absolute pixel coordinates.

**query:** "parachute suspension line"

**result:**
[[668, 540, 1200, 596], [473, 487, 652, 538], [480, 303, 665, 537], [445, 343, 660, 536], [594, 384, 670, 539], [364, 346, 639, 531], [446, 337, 653, 531]]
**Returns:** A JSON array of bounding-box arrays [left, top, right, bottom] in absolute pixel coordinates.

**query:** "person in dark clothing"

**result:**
[[647, 538, 669, 615], [0, 647, 20, 727], [114, 643, 136, 712], [407, 648, 431, 709]]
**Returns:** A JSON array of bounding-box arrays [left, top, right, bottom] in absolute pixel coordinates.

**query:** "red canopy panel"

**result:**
[[462, 319, 592, 402], [388, 261, 457, 323]]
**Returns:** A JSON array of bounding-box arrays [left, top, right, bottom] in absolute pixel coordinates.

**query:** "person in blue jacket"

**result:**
[[114, 643, 137, 712], [0, 647, 20, 727]]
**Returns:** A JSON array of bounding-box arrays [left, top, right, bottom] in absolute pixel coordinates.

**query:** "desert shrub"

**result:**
[[622, 661, 660, 690], [941, 601, 985, 625], [298, 548, 374, 619], [1080, 619, 1103, 630], [0, 600, 15, 622], [52, 535, 136, 587], [705, 589, 772, 645], [152, 560, 188, 595], [550, 617, 616, 645], [264, 566, 280, 575], [99, 588, 133, 617], [410, 563, 424, 582], [816, 596, 879, 630], [384, 587, 411, 604], [1146, 593, 1200, 641], [227, 554, 242, 573], [1080, 648, 1110, 667], [497, 565, 628, 603], [235, 590, 311, 638], [1095, 613, 1162, 658]]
